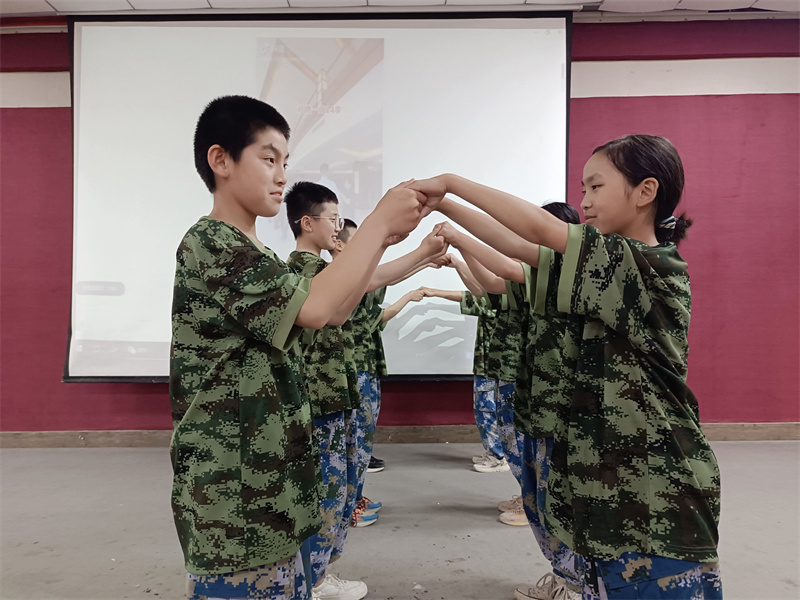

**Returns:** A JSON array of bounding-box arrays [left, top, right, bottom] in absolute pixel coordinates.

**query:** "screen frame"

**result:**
[[64, 9, 572, 383]]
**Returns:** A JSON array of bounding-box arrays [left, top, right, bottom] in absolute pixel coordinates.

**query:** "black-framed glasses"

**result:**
[[295, 215, 344, 229]]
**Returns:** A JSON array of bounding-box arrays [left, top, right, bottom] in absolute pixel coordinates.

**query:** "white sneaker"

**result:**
[[499, 506, 529, 527], [472, 451, 489, 464], [312, 574, 368, 600], [514, 573, 579, 600], [497, 494, 523, 512], [473, 455, 510, 473]]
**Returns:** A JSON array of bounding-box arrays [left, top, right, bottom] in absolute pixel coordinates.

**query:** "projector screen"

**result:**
[[68, 14, 570, 379]]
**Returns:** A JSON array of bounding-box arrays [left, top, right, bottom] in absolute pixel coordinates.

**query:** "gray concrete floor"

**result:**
[[1, 442, 798, 600]]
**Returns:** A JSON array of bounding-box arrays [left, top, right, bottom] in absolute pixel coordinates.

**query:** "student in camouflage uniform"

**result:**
[[439, 204, 585, 597], [331, 219, 433, 527], [412, 135, 722, 599], [419, 257, 511, 474], [170, 96, 424, 600], [283, 181, 365, 600]]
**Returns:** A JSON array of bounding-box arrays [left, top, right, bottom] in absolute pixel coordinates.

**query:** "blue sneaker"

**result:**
[[350, 506, 379, 528], [359, 496, 382, 512]]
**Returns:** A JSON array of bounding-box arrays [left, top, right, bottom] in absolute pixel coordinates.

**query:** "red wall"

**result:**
[[1, 20, 798, 432]]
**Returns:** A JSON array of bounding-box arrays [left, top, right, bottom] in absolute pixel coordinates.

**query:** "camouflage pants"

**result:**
[[186, 546, 310, 600], [473, 375, 504, 459], [308, 411, 348, 586], [520, 435, 581, 587], [330, 408, 359, 564], [495, 379, 523, 485], [575, 552, 723, 599], [355, 372, 381, 501]]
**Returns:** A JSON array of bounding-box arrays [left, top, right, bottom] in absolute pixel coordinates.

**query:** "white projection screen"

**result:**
[[68, 13, 570, 380]]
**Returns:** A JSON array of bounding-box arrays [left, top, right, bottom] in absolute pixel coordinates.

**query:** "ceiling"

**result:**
[[0, 0, 798, 19]]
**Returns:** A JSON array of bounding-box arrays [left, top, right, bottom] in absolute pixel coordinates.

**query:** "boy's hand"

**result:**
[[406, 289, 425, 303], [409, 176, 448, 218], [418, 230, 448, 259], [432, 221, 461, 247], [373, 180, 424, 236], [430, 254, 451, 268], [418, 286, 434, 297]]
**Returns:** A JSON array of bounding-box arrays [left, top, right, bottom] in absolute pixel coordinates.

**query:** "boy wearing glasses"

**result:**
[[284, 181, 365, 600]]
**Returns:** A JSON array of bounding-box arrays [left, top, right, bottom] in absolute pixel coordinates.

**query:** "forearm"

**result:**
[[451, 260, 484, 297], [460, 249, 511, 295], [439, 200, 540, 265], [298, 216, 388, 329], [368, 246, 428, 292], [382, 294, 413, 322], [457, 235, 525, 285], [423, 288, 463, 303], [442, 175, 568, 253]]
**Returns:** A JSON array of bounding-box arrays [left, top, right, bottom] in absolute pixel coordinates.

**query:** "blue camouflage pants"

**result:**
[[575, 552, 723, 600], [308, 411, 348, 586], [186, 544, 311, 600], [473, 375, 504, 460], [520, 435, 581, 587], [495, 379, 523, 485], [355, 372, 381, 501], [330, 408, 359, 564]]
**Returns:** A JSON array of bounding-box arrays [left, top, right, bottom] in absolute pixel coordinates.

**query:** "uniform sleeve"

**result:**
[[556, 224, 690, 360], [460, 291, 485, 316], [197, 238, 310, 351]]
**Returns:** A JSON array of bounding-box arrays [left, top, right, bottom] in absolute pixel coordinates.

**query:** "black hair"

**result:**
[[337, 218, 358, 243], [193, 95, 291, 193], [593, 134, 692, 245], [541, 202, 580, 225], [284, 181, 338, 239]]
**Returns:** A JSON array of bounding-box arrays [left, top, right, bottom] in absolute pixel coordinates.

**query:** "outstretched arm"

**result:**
[[419, 286, 464, 303], [434, 222, 524, 291], [438, 253, 484, 297], [412, 175, 569, 254], [368, 230, 447, 292], [381, 288, 425, 322]]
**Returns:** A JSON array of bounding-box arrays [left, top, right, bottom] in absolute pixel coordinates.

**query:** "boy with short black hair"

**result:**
[[170, 95, 423, 600]]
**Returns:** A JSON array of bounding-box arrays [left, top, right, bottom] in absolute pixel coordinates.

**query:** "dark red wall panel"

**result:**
[[0, 32, 70, 72], [572, 20, 800, 62]]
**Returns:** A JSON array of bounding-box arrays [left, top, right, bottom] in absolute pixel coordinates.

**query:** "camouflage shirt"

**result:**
[[372, 287, 389, 378], [514, 248, 582, 440], [351, 288, 386, 375], [545, 223, 721, 563], [484, 289, 525, 382], [286, 251, 360, 417], [460, 291, 495, 377], [169, 217, 321, 575]]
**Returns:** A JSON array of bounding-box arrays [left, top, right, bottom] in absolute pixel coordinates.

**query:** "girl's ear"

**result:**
[[208, 145, 229, 180], [636, 177, 659, 208]]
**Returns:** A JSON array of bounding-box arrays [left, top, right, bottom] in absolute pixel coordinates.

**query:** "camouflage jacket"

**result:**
[[372, 287, 388, 377], [514, 248, 582, 440], [546, 224, 721, 563], [169, 218, 320, 575], [286, 251, 360, 416], [460, 291, 496, 378], [351, 288, 386, 375], [484, 289, 526, 382]]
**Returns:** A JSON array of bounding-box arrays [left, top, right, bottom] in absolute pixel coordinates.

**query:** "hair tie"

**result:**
[[659, 215, 677, 230]]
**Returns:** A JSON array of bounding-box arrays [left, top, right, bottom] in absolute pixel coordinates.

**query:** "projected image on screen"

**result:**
[[68, 16, 568, 378]]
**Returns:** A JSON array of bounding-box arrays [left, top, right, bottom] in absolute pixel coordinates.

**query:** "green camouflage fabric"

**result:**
[[286, 251, 360, 417], [546, 223, 721, 563], [351, 290, 385, 375], [484, 290, 525, 382], [460, 291, 496, 377], [371, 287, 389, 377], [169, 217, 321, 576], [340, 317, 361, 411], [514, 248, 582, 440]]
